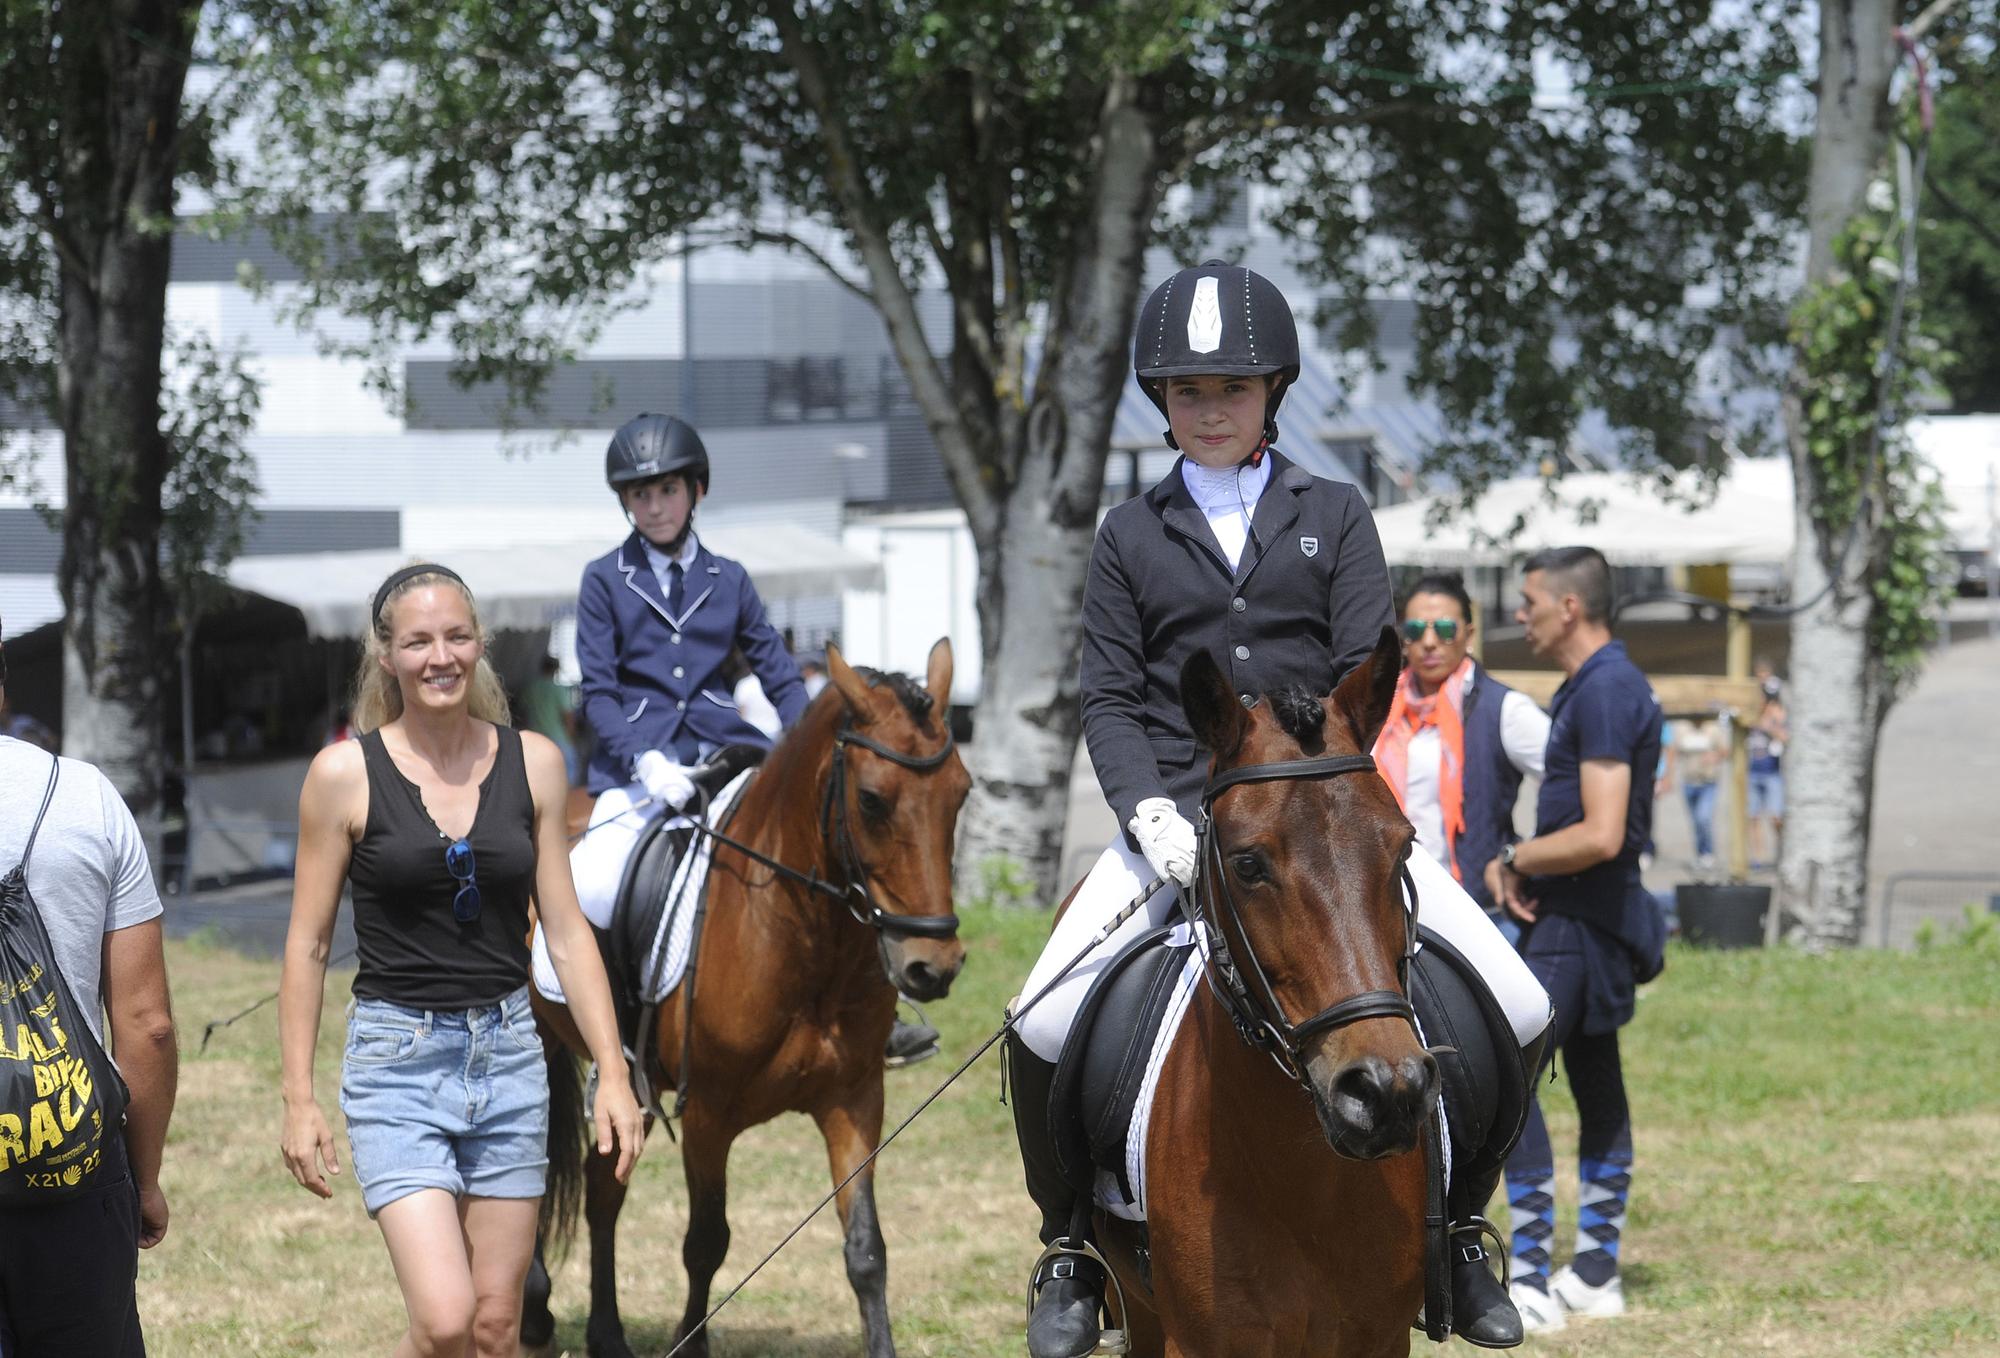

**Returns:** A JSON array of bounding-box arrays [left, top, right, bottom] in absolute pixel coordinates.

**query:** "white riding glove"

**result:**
[[1128, 796, 1198, 888], [633, 750, 697, 812]]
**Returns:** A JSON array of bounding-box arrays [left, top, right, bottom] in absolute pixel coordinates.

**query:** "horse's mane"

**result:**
[[1268, 685, 1327, 750], [851, 665, 936, 725]]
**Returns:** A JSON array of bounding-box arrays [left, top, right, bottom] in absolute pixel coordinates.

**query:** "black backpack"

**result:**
[[0, 756, 131, 1200]]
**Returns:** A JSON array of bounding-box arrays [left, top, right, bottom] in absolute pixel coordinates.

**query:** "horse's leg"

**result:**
[[520, 1236, 554, 1349], [672, 1109, 735, 1358], [813, 1083, 895, 1358], [582, 1137, 642, 1358]]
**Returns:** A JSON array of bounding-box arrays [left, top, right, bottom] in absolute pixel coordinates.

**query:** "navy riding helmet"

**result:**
[[605, 412, 710, 494], [1134, 260, 1300, 455]]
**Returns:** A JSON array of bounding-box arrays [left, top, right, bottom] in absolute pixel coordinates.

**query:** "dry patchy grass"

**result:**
[[140, 916, 2000, 1356]]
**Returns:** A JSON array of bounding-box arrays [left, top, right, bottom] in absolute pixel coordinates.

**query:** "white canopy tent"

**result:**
[[1371, 460, 1797, 569], [227, 511, 883, 639]]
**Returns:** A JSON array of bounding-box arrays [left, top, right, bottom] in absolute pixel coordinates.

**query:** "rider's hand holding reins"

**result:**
[[1129, 797, 1198, 888], [635, 749, 698, 811]]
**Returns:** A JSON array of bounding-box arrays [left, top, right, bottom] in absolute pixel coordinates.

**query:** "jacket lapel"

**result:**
[[1237, 452, 1309, 587], [674, 542, 720, 627], [1148, 459, 1234, 578], [617, 531, 675, 627]]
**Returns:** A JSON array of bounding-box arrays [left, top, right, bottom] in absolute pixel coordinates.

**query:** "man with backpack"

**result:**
[[0, 617, 179, 1356]]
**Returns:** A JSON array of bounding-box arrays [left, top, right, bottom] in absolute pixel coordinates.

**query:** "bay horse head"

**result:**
[[1180, 626, 1437, 1160], [819, 638, 970, 1002]]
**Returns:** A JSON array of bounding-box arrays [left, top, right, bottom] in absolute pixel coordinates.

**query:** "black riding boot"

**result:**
[[1448, 1161, 1521, 1349], [1451, 1021, 1555, 1349], [1008, 1037, 1105, 1358]]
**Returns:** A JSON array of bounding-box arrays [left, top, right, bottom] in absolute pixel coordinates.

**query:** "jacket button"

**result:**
[[672, 666, 684, 678], [676, 700, 687, 711], [1239, 693, 1255, 708], [671, 633, 682, 644], [1231, 597, 1246, 612], [1233, 645, 1249, 661]]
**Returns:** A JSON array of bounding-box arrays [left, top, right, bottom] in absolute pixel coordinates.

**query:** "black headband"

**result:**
[[372, 563, 468, 624]]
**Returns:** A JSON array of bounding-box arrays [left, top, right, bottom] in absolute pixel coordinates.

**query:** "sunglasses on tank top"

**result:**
[[445, 837, 481, 923], [1400, 618, 1459, 643]]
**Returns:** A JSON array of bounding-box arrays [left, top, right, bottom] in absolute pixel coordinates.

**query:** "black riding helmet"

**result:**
[[1134, 260, 1300, 454], [605, 412, 710, 495]]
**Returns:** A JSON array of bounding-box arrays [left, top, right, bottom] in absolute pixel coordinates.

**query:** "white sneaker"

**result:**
[[1549, 1264, 1626, 1318], [1509, 1281, 1567, 1334]]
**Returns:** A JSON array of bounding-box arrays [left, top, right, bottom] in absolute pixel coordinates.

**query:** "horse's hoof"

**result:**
[[670, 1321, 711, 1358], [585, 1326, 639, 1358]]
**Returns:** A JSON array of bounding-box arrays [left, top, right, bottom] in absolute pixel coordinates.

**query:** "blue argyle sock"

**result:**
[[1506, 1168, 1557, 1292], [1571, 1154, 1631, 1287]]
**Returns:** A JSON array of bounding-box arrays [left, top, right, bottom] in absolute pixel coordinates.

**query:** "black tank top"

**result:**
[[350, 725, 536, 1008]]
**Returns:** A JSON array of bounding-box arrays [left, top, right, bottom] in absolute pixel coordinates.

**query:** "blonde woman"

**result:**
[[279, 563, 644, 1358]]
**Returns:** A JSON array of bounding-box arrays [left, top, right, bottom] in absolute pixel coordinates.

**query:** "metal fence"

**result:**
[[1876, 872, 2000, 949]]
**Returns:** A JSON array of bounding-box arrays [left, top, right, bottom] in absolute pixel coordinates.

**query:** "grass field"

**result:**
[[147, 907, 2000, 1357]]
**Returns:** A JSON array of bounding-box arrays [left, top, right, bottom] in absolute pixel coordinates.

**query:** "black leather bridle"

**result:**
[[1194, 752, 1420, 1084]]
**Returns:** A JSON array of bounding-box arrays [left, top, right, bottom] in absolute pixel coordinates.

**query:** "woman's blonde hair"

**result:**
[[351, 564, 512, 733]]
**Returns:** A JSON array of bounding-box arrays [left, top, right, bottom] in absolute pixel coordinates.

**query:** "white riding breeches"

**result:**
[[1014, 837, 1551, 1064], [569, 783, 655, 931]]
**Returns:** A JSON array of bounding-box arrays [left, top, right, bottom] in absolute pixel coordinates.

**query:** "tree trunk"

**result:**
[[1780, 0, 1897, 946], [51, 3, 196, 820], [952, 80, 1164, 906]]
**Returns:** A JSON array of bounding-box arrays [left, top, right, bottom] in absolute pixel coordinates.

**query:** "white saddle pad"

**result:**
[[532, 768, 757, 1008]]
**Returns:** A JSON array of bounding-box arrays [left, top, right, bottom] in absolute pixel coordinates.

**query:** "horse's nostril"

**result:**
[[905, 960, 936, 987], [1332, 1058, 1392, 1124]]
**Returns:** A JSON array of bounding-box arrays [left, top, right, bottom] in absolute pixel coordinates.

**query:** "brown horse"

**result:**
[[522, 640, 969, 1358], [1094, 630, 1438, 1357]]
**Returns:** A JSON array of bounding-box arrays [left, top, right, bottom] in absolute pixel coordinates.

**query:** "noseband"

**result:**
[[818, 721, 962, 940], [1195, 752, 1420, 1084]]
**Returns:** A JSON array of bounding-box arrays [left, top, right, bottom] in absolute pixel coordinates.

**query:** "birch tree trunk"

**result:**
[[1781, 0, 1897, 946], [51, 2, 197, 820]]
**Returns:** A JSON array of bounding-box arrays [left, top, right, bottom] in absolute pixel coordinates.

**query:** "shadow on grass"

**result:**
[[537, 1317, 869, 1357]]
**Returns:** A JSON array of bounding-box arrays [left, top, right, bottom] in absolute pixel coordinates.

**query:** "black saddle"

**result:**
[[596, 745, 767, 1047], [1047, 924, 1197, 1206], [1408, 924, 1533, 1192], [1042, 919, 1530, 1216]]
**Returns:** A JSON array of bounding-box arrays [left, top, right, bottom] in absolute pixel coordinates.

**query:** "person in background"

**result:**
[[1486, 547, 1663, 1334], [723, 647, 783, 740], [1373, 572, 1550, 944], [798, 649, 830, 701], [1660, 715, 1723, 873], [1747, 675, 1786, 869], [516, 654, 580, 786], [0, 616, 179, 1356]]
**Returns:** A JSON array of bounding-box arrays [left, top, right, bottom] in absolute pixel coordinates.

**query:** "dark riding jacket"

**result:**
[[576, 531, 807, 794], [1080, 450, 1393, 836]]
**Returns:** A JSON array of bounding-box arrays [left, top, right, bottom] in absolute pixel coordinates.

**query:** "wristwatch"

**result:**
[[1499, 842, 1518, 869]]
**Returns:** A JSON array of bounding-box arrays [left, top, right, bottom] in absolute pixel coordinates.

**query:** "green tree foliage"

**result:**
[[228, 0, 1806, 893], [1917, 37, 2000, 413]]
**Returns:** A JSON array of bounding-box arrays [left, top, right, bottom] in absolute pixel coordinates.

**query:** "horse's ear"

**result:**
[[1180, 649, 1246, 756], [925, 637, 952, 718], [1332, 626, 1404, 750], [823, 643, 878, 721]]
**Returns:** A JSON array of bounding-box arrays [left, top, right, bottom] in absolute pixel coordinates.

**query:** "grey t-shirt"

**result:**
[[0, 736, 163, 1044]]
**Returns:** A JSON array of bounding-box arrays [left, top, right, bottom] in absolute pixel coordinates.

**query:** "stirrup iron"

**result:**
[[1026, 1238, 1129, 1357]]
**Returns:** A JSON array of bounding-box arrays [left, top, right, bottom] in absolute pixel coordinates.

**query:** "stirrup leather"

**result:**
[[1026, 1238, 1130, 1357]]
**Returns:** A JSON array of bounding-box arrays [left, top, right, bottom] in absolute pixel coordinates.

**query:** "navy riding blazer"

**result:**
[[1080, 449, 1394, 831], [576, 530, 808, 794]]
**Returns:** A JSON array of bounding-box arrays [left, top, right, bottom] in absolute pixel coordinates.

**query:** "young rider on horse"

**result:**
[[1008, 262, 1557, 1356], [568, 412, 939, 1066]]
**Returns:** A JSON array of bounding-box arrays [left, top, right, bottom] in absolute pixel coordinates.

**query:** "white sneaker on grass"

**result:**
[[1549, 1264, 1625, 1318], [1508, 1281, 1567, 1334]]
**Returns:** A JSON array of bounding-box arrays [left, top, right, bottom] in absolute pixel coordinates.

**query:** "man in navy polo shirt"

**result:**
[[1483, 546, 1663, 1333]]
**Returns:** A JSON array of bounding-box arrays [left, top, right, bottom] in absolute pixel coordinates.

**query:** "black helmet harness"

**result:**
[[606, 412, 710, 556], [1133, 260, 1302, 468]]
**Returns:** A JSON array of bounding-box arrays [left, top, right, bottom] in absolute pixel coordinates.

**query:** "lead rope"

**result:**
[[660, 875, 1170, 1358]]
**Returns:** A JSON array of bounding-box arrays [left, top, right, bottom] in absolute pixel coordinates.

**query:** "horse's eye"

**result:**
[[858, 789, 891, 823], [1229, 852, 1266, 886]]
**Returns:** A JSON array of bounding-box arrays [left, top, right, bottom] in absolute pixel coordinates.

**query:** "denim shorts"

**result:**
[[339, 986, 549, 1216], [1748, 769, 1785, 818]]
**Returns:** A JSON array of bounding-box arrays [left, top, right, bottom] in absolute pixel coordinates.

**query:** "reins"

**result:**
[[679, 719, 961, 940]]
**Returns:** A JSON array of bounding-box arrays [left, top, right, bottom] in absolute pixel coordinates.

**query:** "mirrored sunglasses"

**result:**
[[444, 837, 481, 924]]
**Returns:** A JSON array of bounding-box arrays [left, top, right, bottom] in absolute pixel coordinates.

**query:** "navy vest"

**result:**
[[1456, 667, 1528, 915]]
